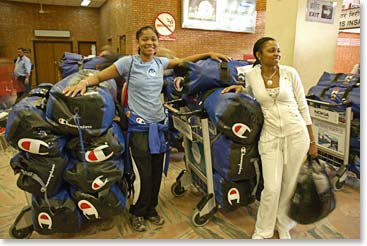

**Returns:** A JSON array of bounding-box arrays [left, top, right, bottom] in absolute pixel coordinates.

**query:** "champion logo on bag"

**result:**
[[331, 87, 340, 101], [136, 117, 145, 124], [78, 200, 100, 220], [38, 212, 52, 229], [91, 175, 109, 190], [173, 77, 184, 92], [18, 138, 49, 155], [85, 144, 113, 162], [232, 123, 251, 138], [227, 188, 240, 205]]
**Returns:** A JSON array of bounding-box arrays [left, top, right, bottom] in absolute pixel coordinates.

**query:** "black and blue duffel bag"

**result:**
[[66, 121, 125, 163], [63, 157, 124, 194], [71, 184, 126, 221], [5, 84, 67, 156], [212, 171, 256, 211], [212, 134, 259, 181], [46, 70, 116, 136], [172, 59, 250, 96], [32, 189, 82, 234], [203, 88, 263, 145], [10, 152, 68, 197]]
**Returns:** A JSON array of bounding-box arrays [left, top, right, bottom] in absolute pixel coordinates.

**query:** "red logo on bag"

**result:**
[[136, 117, 145, 124], [91, 175, 109, 190], [78, 200, 100, 220], [227, 188, 240, 205], [38, 212, 52, 229], [85, 144, 113, 162], [232, 123, 251, 139], [18, 138, 49, 155]]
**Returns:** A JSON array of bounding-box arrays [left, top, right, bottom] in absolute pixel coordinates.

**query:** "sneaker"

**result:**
[[145, 215, 165, 225], [252, 233, 264, 239], [130, 215, 146, 232], [278, 231, 291, 239]]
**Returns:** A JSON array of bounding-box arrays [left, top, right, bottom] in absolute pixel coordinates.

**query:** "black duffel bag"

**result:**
[[288, 155, 336, 224]]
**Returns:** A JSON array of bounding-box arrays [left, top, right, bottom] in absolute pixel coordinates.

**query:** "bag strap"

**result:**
[[218, 61, 231, 82]]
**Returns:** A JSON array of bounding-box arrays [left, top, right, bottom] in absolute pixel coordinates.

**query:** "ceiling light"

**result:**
[[81, 0, 91, 6]]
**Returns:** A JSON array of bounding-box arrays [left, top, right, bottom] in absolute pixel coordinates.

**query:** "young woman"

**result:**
[[222, 37, 317, 239], [63, 25, 230, 232]]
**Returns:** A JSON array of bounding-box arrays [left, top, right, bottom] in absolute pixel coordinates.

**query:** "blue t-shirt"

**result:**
[[114, 55, 169, 123]]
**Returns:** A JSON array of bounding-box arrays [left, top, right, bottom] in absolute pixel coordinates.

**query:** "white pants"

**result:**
[[254, 129, 309, 238]]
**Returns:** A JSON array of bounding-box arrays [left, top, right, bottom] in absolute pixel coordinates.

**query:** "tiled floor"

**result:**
[[0, 147, 360, 240]]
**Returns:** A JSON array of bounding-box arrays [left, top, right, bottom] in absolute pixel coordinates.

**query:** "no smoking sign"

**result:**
[[154, 12, 176, 40]]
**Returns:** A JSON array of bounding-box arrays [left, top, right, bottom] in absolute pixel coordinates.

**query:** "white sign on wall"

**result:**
[[154, 12, 176, 41], [339, 7, 360, 29], [306, 0, 337, 24]]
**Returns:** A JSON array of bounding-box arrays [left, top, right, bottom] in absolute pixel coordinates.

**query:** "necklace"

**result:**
[[262, 68, 278, 86]]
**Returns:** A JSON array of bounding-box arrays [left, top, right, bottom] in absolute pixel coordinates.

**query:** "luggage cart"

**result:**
[[306, 98, 353, 191], [164, 99, 261, 226], [164, 99, 217, 226]]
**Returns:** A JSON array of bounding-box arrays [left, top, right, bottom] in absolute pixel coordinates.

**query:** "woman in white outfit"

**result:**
[[222, 37, 318, 239]]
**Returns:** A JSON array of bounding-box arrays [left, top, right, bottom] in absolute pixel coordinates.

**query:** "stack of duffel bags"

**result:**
[[307, 72, 360, 178], [165, 58, 264, 211], [5, 83, 81, 234], [5, 69, 127, 235]]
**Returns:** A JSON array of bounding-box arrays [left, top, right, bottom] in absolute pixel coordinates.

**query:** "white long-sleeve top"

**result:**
[[245, 64, 312, 137]]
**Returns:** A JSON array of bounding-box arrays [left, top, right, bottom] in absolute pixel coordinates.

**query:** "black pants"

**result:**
[[16, 76, 31, 99], [128, 131, 165, 217]]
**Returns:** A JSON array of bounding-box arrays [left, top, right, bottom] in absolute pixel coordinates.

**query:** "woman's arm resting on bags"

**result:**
[[167, 52, 231, 69], [63, 64, 120, 97]]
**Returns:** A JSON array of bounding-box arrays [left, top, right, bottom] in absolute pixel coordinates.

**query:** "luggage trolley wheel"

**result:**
[[171, 181, 186, 197], [191, 209, 211, 227], [332, 166, 348, 191], [9, 206, 34, 239], [332, 176, 346, 191]]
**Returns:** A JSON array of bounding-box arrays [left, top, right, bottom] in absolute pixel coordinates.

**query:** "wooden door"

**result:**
[[78, 42, 96, 56], [34, 41, 72, 84]]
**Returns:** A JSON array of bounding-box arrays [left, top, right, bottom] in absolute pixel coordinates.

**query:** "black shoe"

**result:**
[[145, 215, 165, 225], [130, 215, 146, 232]]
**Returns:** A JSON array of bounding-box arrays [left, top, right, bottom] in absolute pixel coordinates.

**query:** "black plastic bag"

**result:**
[[288, 155, 336, 224]]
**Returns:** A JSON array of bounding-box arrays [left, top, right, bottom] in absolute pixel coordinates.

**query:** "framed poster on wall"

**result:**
[[182, 0, 256, 33]]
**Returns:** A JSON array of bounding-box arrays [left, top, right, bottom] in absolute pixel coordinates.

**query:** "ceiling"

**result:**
[[7, 0, 107, 8]]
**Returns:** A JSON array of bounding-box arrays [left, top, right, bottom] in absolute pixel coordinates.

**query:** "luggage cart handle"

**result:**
[[164, 99, 205, 116], [306, 98, 352, 107]]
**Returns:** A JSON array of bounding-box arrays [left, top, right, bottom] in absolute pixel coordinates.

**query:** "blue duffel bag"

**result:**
[[71, 184, 126, 221], [172, 59, 250, 96], [10, 151, 68, 197], [309, 85, 360, 116], [46, 70, 117, 136], [59, 52, 107, 78], [5, 84, 67, 156], [32, 189, 82, 234], [212, 134, 259, 181], [63, 157, 124, 194], [315, 72, 360, 88], [203, 88, 263, 145], [66, 121, 125, 163]]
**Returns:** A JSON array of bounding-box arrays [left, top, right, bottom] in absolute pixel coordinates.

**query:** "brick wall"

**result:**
[[0, 1, 100, 85], [334, 32, 360, 73], [100, 0, 266, 60]]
